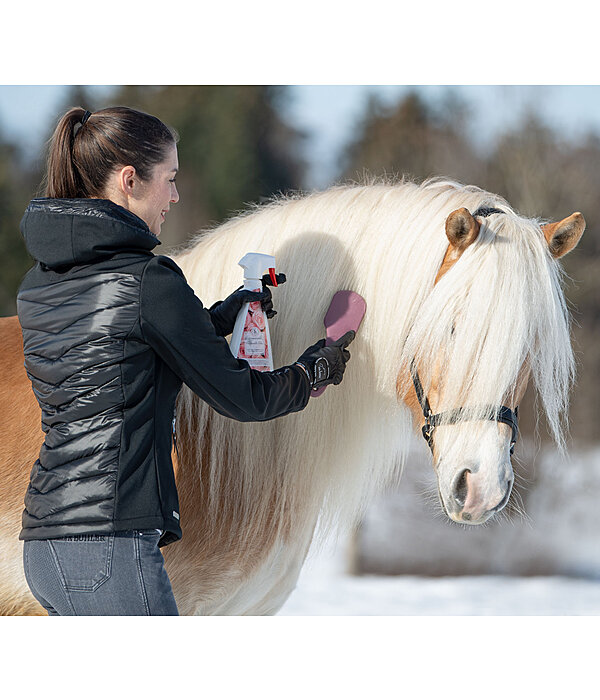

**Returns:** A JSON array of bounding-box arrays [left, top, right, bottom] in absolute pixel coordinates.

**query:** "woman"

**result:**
[[17, 106, 354, 616]]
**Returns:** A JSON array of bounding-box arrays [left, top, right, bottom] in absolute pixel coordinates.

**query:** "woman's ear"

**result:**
[[116, 165, 137, 197]]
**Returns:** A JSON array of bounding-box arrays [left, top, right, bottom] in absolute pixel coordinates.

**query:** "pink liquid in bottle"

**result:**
[[237, 290, 271, 371]]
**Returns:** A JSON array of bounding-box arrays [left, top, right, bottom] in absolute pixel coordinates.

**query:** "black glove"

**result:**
[[295, 330, 355, 389], [209, 273, 286, 337]]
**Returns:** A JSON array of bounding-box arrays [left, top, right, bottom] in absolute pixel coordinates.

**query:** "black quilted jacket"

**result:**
[[16, 198, 310, 546]]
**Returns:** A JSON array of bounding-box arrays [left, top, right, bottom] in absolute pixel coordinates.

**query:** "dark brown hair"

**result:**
[[44, 106, 179, 198]]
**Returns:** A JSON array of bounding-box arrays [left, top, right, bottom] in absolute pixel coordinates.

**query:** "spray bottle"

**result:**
[[229, 252, 278, 372]]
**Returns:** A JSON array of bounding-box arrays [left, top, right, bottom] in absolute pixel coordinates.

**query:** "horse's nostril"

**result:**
[[453, 468, 470, 507], [491, 477, 514, 513]]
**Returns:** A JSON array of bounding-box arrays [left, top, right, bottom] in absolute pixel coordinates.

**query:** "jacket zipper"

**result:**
[[172, 413, 180, 459]]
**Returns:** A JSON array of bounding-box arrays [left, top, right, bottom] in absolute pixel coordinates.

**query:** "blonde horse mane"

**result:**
[[171, 177, 574, 551]]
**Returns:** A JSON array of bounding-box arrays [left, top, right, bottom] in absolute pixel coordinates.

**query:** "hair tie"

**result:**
[[73, 110, 92, 137]]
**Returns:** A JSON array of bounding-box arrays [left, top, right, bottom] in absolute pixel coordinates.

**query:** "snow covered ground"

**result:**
[[278, 444, 600, 615], [279, 570, 600, 615], [278, 525, 600, 615]]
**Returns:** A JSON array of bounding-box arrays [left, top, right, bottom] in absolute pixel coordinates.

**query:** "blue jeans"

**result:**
[[23, 530, 179, 616]]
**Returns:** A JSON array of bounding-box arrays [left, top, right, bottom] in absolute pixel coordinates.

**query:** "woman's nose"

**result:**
[[171, 184, 179, 204]]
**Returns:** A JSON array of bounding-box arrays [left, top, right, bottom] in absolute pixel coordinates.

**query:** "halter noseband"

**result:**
[[411, 205, 519, 456], [410, 361, 519, 456]]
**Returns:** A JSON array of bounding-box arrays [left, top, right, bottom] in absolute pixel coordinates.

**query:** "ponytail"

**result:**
[[44, 105, 178, 199], [45, 107, 89, 198]]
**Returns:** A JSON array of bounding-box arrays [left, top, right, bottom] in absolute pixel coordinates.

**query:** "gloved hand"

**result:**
[[295, 330, 355, 390], [209, 273, 286, 337]]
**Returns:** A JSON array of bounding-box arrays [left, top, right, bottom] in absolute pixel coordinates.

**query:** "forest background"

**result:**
[[1, 84, 597, 448]]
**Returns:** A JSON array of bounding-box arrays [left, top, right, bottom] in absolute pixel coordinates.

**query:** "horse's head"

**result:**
[[400, 205, 585, 525]]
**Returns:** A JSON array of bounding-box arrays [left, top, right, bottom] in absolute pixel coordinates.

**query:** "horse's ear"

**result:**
[[445, 208, 480, 250], [541, 212, 586, 258]]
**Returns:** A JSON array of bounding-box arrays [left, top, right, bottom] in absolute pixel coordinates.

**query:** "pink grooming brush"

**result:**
[[312, 290, 367, 397]]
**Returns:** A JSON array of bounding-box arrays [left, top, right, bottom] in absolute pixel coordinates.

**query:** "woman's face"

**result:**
[[130, 143, 180, 237]]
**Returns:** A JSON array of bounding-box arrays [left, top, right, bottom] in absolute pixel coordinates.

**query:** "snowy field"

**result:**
[[271, 546, 600, 698], [278, 444, 600, 615], [278, 530, 600, 615], [279, 570, 600, 615]]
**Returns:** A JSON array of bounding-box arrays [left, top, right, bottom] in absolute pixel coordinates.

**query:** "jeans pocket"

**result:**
[[49, 534, 115, 592], [136, 529, 163, 543]]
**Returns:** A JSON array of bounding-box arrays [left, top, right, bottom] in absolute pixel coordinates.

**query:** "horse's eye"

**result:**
[[450, 323, 456, 336]]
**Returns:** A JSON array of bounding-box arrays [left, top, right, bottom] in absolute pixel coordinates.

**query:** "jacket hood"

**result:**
[[21, 198, 161, 269]]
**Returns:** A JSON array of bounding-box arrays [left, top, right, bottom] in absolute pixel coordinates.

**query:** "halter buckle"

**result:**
[[422, 412, 435, 451]]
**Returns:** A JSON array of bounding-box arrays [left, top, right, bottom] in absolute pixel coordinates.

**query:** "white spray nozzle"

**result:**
[[238, 252, 276, 282]]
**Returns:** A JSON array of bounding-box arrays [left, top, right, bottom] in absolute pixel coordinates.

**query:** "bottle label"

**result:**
[[237, 289, 271, 372]]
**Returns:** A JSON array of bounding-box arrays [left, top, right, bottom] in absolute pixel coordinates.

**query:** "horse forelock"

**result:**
[[171, 178, 575, 549]]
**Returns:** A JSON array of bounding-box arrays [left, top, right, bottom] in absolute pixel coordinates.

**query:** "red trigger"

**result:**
[[269, 268, 278, 286]]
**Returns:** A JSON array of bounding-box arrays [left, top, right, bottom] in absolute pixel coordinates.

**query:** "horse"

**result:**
[[0, 177, 585, 615]]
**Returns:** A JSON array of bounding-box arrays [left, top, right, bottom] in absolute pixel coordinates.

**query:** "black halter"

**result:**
[[471, 206, 505, 218], [411, 204, 519, 456]]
